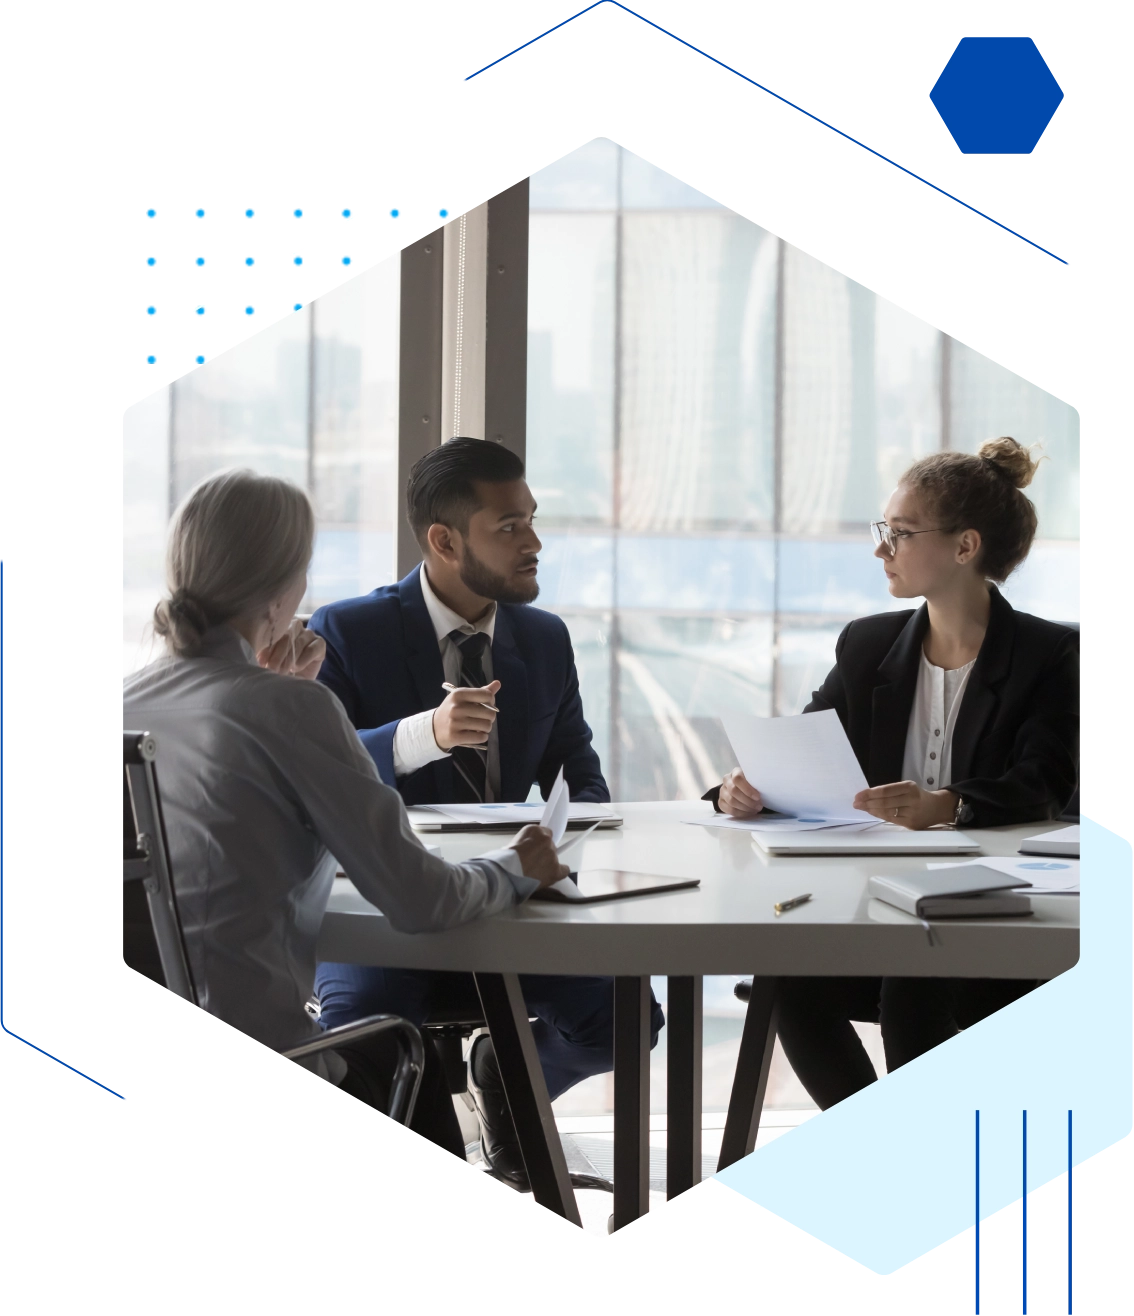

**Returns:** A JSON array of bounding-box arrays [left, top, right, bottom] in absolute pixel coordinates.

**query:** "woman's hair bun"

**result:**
[[977, 436, 1040, 490], [153, 588, 214, 653]]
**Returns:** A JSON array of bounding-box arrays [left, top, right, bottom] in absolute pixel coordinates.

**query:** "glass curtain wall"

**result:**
[[527, 141, 1079, 1115], [526, 139, 1080, 805], [123, 258, 400, 671]]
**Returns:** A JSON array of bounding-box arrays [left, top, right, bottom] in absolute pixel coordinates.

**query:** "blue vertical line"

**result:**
[[1023, 1109, 1028, 1315], [975, 1109, 980, 1315], [1062, 1110, 1073, 1316]]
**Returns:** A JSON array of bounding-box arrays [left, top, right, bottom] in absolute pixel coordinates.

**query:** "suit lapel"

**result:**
[[949, 587, 1014, 783], [398, 566, 447, 712], [491, 606, 529, 803], [869, 606, 928, 786]]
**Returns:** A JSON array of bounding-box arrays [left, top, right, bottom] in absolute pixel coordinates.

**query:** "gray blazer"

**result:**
[[123, 626, 535, 1074]]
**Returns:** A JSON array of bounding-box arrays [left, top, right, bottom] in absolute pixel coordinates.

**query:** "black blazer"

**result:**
[[708, 587, 1079, 827]]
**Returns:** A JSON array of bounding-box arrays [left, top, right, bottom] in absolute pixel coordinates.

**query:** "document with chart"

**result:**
[[722, 709, 871, 822]]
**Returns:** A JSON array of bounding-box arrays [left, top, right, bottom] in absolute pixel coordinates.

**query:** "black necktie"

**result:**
[[449, 631, 491, 802]]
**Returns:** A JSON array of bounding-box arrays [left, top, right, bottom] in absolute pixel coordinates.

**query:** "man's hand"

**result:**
[[432, 680, 501, 751], [509, 824, 570, 889], [257, 620, 326, 680], [718, 768, 764, 818], [853, 781, 958, 830]]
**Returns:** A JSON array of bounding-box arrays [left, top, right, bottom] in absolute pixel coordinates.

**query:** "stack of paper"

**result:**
[[685, 814, 883, 834], [927, 854, 1079, 894], [1019, 825, 1080, 858], [415, 801, 615, 827], [722, 709, 870, 821], [685, 709, 873, 833]]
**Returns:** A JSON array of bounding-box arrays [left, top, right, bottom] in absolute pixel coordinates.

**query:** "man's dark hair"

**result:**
[[406, 437, 525, 548]]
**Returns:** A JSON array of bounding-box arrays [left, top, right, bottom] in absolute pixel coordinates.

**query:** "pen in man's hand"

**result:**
[[441, 681, 498, 712], [774, 893, 812, 916]]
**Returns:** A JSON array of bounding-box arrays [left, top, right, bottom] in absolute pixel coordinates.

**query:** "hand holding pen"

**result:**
[[432, 680, 500, 750], [441, 681, 498, 711]]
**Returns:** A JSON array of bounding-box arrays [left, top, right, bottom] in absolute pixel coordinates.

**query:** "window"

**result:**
[[526, 140, 1080, 804], [525, 141, 1078, 1119], [123, 258, 400, 671]]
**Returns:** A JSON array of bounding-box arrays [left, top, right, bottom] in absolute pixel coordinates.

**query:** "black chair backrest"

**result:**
[[123, 732, 198, 1004]]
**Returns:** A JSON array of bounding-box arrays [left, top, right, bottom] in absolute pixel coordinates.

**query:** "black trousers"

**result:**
[[334, 1030, 466, 1159], [775, 976, 1040, 1110]]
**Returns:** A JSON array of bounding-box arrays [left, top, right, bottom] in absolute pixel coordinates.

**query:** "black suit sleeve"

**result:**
[[802, 622, 852, 718], [701, 784, 724, 810], [702, 623, 854, 810], [536, 629, 611, 804], [946, 632, 1079, 827]]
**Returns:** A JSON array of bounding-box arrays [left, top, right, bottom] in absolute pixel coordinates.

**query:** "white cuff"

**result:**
[[391, 709, 451, 778], [477, 846, 541, 901]]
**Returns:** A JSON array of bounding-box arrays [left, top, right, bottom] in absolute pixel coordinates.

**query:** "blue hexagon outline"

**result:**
[[930, 37, 1064, 155]]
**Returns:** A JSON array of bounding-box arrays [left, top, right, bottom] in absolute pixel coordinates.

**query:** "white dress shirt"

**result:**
[[391, 564, 501, 799], [123, 626, 536, 1082], [901, 650, 976, 791]]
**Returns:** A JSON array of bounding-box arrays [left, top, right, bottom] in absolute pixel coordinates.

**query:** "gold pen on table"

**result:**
[[774, 893, 812, 917], [441, 681, 497, 712]]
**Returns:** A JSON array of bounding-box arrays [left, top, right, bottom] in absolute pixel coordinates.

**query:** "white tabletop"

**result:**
[[318, 802, 1079, 979]]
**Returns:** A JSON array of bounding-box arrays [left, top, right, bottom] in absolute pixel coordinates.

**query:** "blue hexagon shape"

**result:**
[[930, 37, 1064, 153]]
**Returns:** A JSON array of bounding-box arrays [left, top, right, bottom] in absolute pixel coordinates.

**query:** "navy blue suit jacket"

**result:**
[[309, 566, 610, 806]]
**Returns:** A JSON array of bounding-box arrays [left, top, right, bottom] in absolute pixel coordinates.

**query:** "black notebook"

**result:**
[[532, 869, 700, 904]]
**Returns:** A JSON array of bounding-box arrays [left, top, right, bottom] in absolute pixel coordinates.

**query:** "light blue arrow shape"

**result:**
[[715, 815, 1131, 1279]]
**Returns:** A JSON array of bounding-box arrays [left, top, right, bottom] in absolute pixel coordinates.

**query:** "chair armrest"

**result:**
[[283, 1013, 420, 1058], [283, 1015, 424, 1127]]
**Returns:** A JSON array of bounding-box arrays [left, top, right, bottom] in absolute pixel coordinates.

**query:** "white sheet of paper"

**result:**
[[723, 709, 870, 821], [927, 855, 1080, 893], [423, 803, 544, 824], [556, 821, 601, 857], [420, 800, 613, 827], [541, 766, 570, 846], [542, 877, 586, 900], [683, 815, 878, 834]]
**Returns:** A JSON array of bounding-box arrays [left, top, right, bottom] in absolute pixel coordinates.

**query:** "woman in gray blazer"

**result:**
[[124, 469, 566, 1152]]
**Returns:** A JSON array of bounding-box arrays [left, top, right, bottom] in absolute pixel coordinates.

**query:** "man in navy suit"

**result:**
[[309, 438, 662, 1186]]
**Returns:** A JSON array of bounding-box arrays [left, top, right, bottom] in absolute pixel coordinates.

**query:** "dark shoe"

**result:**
[[467, 1034, 530, 1192]]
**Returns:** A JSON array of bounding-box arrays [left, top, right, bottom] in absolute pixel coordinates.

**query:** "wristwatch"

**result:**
[[953, 794, 974, 827]]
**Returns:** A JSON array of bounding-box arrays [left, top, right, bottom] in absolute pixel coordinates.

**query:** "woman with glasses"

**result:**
[[708, 436, 1078, 1107]]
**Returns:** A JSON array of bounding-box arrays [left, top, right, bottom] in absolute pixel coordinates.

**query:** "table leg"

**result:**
[[666, 975, 702, 1200], [473, 972, 581, 1226], [612, 975, 651, 1230], [717, 977, 779, 1172]]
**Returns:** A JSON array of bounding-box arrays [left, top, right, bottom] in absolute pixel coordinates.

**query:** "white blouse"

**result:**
[[900, 650, 976, 791]]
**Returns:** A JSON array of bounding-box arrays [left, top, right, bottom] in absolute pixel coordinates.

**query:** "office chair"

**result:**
[[304, 988, 614, 1189], [123, 731, 424, 1125]]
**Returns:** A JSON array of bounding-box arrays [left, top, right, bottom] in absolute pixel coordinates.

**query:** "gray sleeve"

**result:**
[[276, 680, 533, 933], [476, 845, 542, 901]]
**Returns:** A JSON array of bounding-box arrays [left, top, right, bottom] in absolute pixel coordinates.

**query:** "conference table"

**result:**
[[317, 802, 1080, 1230]]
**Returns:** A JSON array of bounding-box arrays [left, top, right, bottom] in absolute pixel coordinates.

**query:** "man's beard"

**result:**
[[459, 545, 540, 604]]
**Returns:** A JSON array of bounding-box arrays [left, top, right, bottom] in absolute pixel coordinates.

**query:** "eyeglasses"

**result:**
[[870, 520, 946, 557]]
